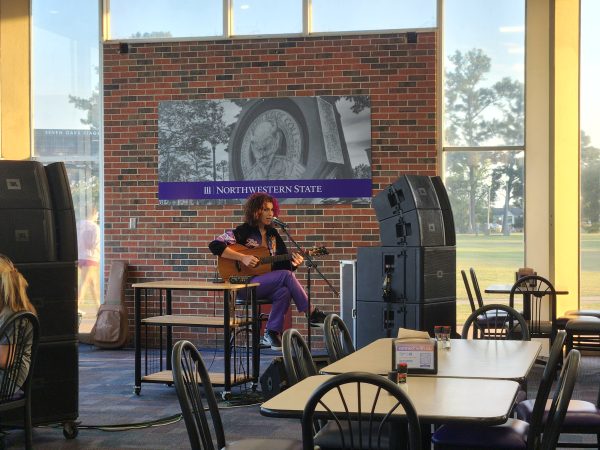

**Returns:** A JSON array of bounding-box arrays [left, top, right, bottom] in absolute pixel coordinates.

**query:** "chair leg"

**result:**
[[25, 400, 33, 450]]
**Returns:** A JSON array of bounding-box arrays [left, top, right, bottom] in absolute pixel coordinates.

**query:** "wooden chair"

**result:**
[[171, 340, 301, 450], [323, 314, 355, 363], [302, 371, 421, 450], [432, 349, 581, 450], [282, 328, 318, 386], [0, 311, 40, 450]]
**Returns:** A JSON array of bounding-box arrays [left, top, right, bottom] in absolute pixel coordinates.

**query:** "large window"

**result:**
[[232, 0, 302, 35], [32, 0, 102, 330], [105, 0, 436, 40], [443, 0, 525, 323], [108, 0, 223, 39], [311, 0, 436, 33], [580, 0, 600, 310]]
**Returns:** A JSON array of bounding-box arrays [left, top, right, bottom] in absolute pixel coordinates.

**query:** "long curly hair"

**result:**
[[243, 193, 280, 226], [0, 254, 37, 315]]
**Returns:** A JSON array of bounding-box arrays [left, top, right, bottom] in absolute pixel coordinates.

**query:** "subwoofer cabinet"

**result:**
[[0, 160, 79, 439], [354, 246, 456, 348], [355, 299, 456, 348]]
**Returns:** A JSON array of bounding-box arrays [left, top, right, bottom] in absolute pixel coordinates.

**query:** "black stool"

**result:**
[[565, 317, 600, 352], [236, 297, 273, 348]]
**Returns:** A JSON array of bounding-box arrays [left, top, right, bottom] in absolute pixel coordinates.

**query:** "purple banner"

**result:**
[[159, 179, 371, 200]]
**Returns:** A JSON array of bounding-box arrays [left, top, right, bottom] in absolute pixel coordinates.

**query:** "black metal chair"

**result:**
[[282, 328, 318, 386], [469, 268, 486, 310], [510, 275, 558, 346], [171, 340, 301, 450], [0, 311, 40, 450], [461, 270, 478, 314], [462, 304, 530, 341], [302, 371, 421, 450], [432, 349, 581, 450], [323, 314, 355, 363], [516, 331, 600, 448]]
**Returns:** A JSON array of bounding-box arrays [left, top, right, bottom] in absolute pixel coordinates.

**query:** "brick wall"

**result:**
[[103, 31, 437, 348]]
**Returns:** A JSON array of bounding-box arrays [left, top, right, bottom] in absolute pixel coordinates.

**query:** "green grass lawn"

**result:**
[[455, 233, 600, 323]]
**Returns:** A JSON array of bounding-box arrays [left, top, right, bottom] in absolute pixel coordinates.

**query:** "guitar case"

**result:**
[[80, 261, 129, 348]]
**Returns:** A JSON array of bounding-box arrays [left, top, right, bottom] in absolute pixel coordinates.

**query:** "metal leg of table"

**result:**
[[134, 287, 142, 395], [223, 289, 232, 397]]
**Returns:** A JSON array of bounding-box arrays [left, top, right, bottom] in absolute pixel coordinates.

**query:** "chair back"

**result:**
[[529, 349, 580, 450], [461, 270, 477, 313], [469, 268, 485, 309], [323, 314, 355, 363], [510, 275, 557, 343], [0, 311, 40, 401], [171, 340, 226, 450], [461, 304, 530, 340], [282, 329, 318, 386], [301, 371, 421, 450]]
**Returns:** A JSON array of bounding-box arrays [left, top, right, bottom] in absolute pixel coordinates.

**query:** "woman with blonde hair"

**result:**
[[0, 254, 37, 389]]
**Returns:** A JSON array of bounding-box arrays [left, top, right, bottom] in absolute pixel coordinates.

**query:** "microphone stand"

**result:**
[[275, 223, 339, 351]]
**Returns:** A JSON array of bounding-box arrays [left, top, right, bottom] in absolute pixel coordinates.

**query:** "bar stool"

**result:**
[[565, 316, 600, 353]]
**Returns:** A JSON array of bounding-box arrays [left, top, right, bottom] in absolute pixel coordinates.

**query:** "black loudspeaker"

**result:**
[[45, 163, 77, 262], [355, 299, 456, 348], [260, 357, 288, 400], [430, 176, 456, 246], [0, 209, 57, 262], [373, 175, 440, 221], [15, 261, 77, 341], [356, 246, 456, 305], [339, 260, 357, 343], [0, 160, 52, 209], [44, 162, 73, 210], [379, 209, 446, 247], [3, 340, 79, 427]]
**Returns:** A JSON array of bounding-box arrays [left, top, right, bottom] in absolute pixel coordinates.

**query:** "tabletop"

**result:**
[[132, 280, 259, 290], [485, 284, 569, 295], [261, 374, 519, 426], [321, 338, 541, 381]]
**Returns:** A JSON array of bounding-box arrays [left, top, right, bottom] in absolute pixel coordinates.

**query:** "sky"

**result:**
[[31, 0, 598, 147]]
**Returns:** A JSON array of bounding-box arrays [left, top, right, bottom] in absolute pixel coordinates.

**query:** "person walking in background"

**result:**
[[77, 208, 101, 308], [209, 192, 328, 351], [0, 254, 37, 390]]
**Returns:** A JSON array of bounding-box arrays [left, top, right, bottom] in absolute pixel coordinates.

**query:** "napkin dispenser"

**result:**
[[392, 337, 438, 374]]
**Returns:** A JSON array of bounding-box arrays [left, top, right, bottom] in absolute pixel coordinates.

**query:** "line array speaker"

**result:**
[[431, 176, 456, 246], [0, 160, 52, 210], [379, 209, 446, 247], [45, 162, 77, 261], [373, 175, 440, 221]]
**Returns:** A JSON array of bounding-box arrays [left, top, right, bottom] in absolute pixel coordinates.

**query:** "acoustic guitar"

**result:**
[[217, 244, 328, 280]]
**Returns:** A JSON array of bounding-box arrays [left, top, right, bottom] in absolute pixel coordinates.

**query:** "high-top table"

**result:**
[[321, 338, 541, 382], [261, 374, 520, 450], [133, 280, 260, 397]]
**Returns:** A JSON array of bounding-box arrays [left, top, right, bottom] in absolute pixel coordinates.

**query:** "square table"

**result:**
[[321, 338, 541, 382]]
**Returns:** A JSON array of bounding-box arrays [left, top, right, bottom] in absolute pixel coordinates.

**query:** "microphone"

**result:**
[[271, 217, 288, 228]]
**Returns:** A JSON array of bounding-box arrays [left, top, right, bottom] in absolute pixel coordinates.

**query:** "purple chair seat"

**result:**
[[556, 314, 597, 329], [516, 399, 600, 430], [565, 317, 600, 332], [432, 419, 529, 449], [565, 310, 600, 319]]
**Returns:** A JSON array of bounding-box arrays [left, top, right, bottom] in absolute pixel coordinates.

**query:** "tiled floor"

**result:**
[[2, 343, 598, 449]]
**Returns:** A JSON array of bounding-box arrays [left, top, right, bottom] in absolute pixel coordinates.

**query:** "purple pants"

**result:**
[[237, 270, 309, 334]]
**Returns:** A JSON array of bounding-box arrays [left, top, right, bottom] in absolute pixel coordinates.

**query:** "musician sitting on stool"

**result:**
[[209, 192, 328, 351]]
